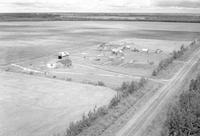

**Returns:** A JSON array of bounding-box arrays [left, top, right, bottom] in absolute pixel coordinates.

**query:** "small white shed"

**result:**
[[141, 48, 149, 53]]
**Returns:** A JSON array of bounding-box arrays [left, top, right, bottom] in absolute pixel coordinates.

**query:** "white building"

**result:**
[[58, 51, 70, 59], [141, 48, 149, 53]]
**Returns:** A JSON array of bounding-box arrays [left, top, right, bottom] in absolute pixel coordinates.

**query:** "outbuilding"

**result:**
[[141, 48, 149, 53], [58, 51, 70, 59], [155, 49, 163, 54]]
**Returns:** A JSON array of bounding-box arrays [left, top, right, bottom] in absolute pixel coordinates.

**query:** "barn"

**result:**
[[58, 51, 70, 59]]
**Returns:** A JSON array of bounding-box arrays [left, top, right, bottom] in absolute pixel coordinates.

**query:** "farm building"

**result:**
[[155, 49, 163, 54], [122, 45, 131, 50], [58, 51, 70, 59], [111, 48, 124, 56], [141, 48, 149, 53]]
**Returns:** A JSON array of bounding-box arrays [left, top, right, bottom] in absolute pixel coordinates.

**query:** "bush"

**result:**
[[139, 78, 147, 87], [120, 78, 147, 97], [66, 78, 72, 81], [149, 61, 154, 65], [109, 94, 121, 108], [66, 106, 108, 136], [163, 75, 200, 136], [4, 67, 10, 72], [66, 79, 147, 136], [152, 70, 158, 76], [97, 81, 105, 86], [29, 71, 34, 75], [127, 81, 139, 94], [120, 82, 129, 91], [152, 45, 188, 76]]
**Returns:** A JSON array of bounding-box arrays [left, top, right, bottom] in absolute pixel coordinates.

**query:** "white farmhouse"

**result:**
[[141, 48, 149, 53]]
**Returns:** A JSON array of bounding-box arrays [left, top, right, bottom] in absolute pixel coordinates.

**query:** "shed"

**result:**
[[58, 51, 70, 59], [155, 49, 163, 54], [141, 48, 149, 53]]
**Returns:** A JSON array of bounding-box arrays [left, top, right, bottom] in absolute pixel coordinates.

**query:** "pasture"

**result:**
[[0, 72, 115, 136], [0, 21, 200, 65], [1, 21, 199, 87]]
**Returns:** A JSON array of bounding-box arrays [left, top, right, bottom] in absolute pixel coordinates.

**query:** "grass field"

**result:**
[[11, 37, 190, 88], [0, 21, 200, 65], [0, 71, 115, 136], [0, 21, 200, 84]]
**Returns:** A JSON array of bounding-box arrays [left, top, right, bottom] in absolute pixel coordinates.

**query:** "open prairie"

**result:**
[[0, 21, 200, 65], [1, 21, 200, 87], [0, 71, 115, 136], [0, 21, 200, 136]]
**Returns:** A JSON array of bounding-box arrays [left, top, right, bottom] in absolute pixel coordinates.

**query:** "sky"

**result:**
[[0, 0, 200, 13]]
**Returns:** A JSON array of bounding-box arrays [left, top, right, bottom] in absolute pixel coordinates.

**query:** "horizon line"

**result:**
[[0, 12, 199, 15]]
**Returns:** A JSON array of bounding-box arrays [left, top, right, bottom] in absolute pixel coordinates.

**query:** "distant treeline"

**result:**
[[0, 13, 200, 23]]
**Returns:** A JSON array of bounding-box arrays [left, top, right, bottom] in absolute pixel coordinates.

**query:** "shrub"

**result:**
[[152, 70, 158, 76], [163, 75, 200, 136], [149, 61, 154, 65], [97, 81, 105, 86], [66, 79, 147, 136], [29, 71, 34, 75], [127, 81, 138, 94], [152, 45, 188, 76], [66, 106, 108, 136], [120, 78, 147, 97], [109, 94, 121, 108], [97, 106, 109, 116], [138, 78, 147, 88], [4, 68, 10, 72], [66, 78, 72, 81], [120, 82, 129, 91]]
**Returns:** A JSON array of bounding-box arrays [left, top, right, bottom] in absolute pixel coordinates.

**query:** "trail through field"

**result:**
[[10, 63, 169, 84]]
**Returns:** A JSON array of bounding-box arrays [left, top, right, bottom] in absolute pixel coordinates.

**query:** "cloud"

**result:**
[[0, 0, 200, 13], [155, 0, 200, 8], [13, 2, 41, 8]]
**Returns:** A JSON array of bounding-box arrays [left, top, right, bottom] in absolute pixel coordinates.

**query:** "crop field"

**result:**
[[0, 71, 115, 136]]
